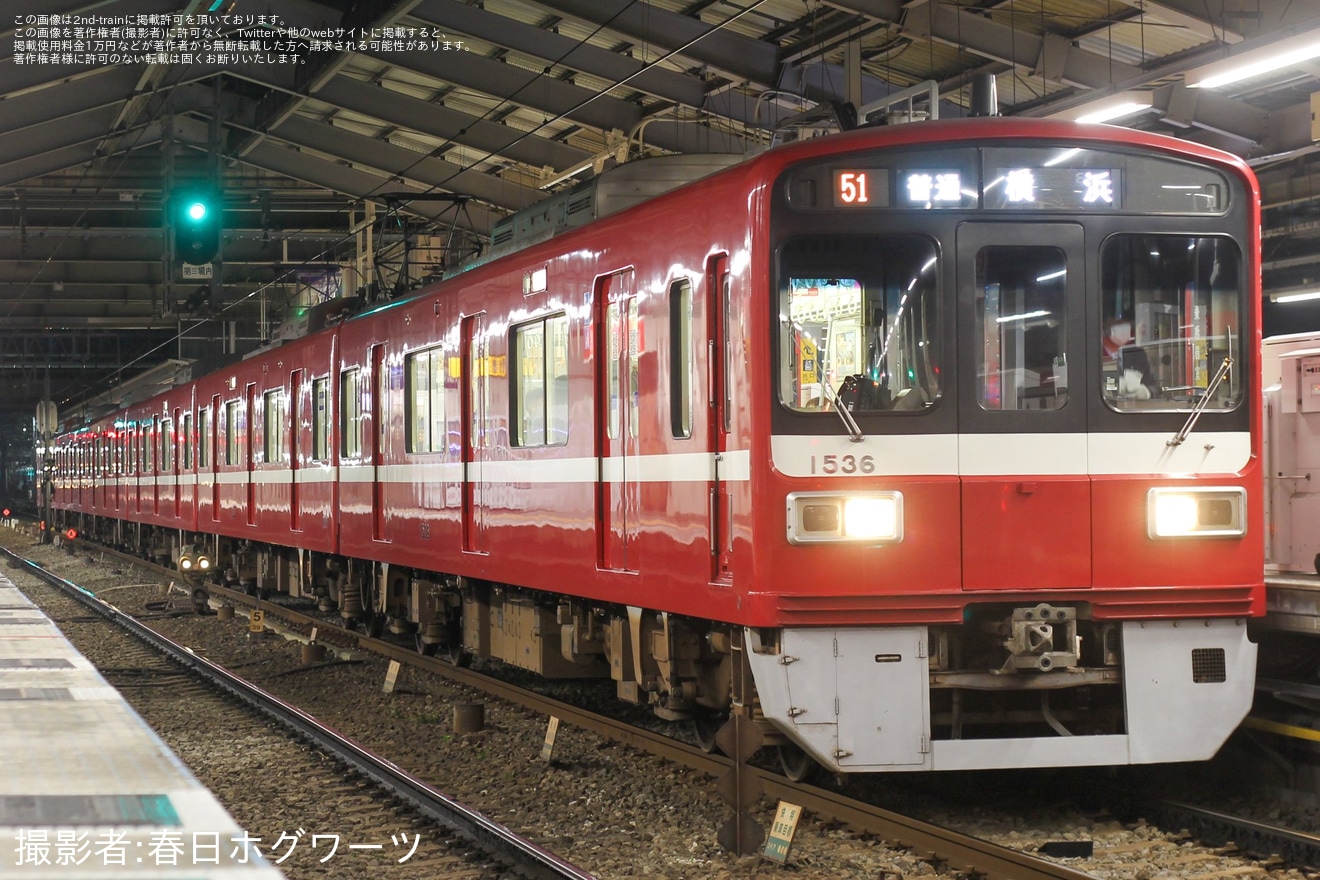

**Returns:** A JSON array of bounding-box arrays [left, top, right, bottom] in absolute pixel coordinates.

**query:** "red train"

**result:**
[[52, 117, 1264, 774]]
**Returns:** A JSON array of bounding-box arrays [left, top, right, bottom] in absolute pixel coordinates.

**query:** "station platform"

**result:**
[[1265, 571, 1320, 635], [0, 572, 283, 878]]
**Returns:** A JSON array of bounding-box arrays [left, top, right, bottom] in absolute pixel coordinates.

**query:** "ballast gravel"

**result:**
[[7, 535, 1319, 880]]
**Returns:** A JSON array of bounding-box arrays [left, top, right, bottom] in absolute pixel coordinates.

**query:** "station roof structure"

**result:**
[[3, 0, 1320, 418]]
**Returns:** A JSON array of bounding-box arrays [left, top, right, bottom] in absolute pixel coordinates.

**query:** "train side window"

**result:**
[[263, 389, 285, 464], [670, 280, 693, 439], [974, 246, 1068, 411], [160, 418, 174, 473], [312, 378, 329, 461], [224, 401, 241, 466], [405, 348, 446, 453], [198, 409, 210, 468], [511, 315, 569, 448], [406, 350, 428, 452], [341, 369, 362, 458], [513, 322, 546, 446], [181, 414, 192, 470]]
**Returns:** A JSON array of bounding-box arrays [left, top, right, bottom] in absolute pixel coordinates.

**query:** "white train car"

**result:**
[[1264, 333, 1320, 576]]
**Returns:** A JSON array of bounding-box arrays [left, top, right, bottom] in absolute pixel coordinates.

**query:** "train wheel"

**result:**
[[416, 619, 470, 665], [692, 712, 725, 753], [441, 643, 473, 668], [364, 612, 385, 640], [777, 743, 818, 783]]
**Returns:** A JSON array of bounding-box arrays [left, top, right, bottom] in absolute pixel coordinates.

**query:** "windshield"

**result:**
[[974, 245, 1069, 411], [1100, 235, 1242, 411], [778, 235, 941, 414]]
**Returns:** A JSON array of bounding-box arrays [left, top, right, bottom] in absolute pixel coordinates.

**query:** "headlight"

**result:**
[[787, 491, 903, 544], [1147, 487, 1246, 538]]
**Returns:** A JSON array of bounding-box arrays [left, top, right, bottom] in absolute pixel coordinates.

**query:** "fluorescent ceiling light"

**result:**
[[1185, 28, 1320, 89], [1272, 289, 1320, 304], [1050, 91, 1154, 125], [996, 309, 1051, 323], [1043, 148, 1083, 167]]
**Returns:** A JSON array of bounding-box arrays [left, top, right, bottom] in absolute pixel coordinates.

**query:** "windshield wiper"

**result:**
[[823, 381, 865, 443], [1167, 356, 1231, 447]]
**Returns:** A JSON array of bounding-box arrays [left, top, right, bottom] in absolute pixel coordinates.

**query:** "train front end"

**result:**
[[746, 119, 1263, 772]]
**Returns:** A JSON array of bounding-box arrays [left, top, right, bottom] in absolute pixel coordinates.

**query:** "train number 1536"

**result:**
[[811, 454, 875, 475]]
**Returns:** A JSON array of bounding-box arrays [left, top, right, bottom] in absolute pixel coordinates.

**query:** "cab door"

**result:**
[[956, 223, 1090, 590]]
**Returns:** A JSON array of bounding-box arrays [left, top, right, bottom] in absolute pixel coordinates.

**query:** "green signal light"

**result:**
[[172, 186, 221, 263]]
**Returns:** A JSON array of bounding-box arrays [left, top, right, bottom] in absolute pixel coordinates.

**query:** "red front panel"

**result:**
[[748, 476, 965, 626], [1091, 474, 1264, 617], [961, 477, 1091, 590]]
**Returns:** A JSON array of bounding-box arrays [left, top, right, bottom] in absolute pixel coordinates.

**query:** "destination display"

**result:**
[[831, 166, 1123, 209], [805, 146, 1228, 214]]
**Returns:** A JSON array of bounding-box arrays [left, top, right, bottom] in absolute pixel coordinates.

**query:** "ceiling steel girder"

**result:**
[[829, 0, 1279, 147], [312, 76, 594, 172], [0, 66, 142, 139], [232, 0, 425, 157], [528, 0, 966, 120], [0, 115, 209, 190], [264, 114, 544, 213], [237, 139, 503, 236], [527, 0, 781, 88], [224, 63, 598, 175], [416, 0, 710, 110]]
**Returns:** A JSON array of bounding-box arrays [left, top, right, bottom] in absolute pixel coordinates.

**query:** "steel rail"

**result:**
[[34, 535, 1099, 880], [189, 579, 1099, 880], [30, 533, 1320, 877], [0, 545, 597, 880], [1104, 791, 1320, 872]]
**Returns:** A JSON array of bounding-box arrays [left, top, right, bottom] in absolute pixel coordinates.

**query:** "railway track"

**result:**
[[0, 542, 595, 880], [1099, 791, 1320, 873], [1, 534, 1104, 880], [13, 530, 1320, 880]]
